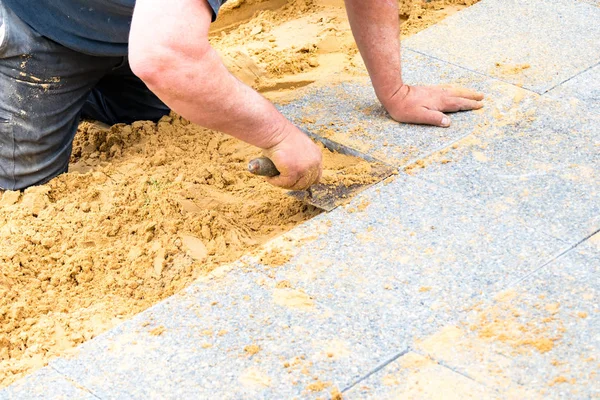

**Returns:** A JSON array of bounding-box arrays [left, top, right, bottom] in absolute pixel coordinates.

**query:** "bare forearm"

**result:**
[[142, 46, 289, 149], [344, 0, 403, 105], [130, 0, 290, 150]]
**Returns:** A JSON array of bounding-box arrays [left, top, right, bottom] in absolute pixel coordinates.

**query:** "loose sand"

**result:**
[[0, 0, 478, 388]]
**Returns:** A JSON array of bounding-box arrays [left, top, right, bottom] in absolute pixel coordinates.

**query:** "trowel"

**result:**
[[248, 128, 396, 211]]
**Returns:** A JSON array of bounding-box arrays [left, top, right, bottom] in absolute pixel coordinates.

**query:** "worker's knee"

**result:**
[[0, 4, 115, 190]]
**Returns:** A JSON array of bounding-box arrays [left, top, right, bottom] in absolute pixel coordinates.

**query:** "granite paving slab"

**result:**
[[278, 50, 538, 167], [343, 351, 529, 399], [406, 95, 600, 242], [0, 367, 97, 400], [45, 264, 410, 400], [403, 0, 600, 94], [546, 63, 600, 113], [345, 243, 599, 399], [497, 243, 600, 398], [259, 175, 567, 334]]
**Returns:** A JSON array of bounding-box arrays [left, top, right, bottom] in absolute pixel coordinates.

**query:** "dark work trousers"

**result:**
[[0, 1, 170, 190]]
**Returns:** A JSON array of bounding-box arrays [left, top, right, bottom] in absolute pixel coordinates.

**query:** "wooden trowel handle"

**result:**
[[248, 157, 280, 177]]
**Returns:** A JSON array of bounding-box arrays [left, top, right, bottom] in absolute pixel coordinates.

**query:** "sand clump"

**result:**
[[260, 248, 293, 267], [319, 145, 382, 187], [306, 379, 331, 392], [244, 344, 261, 355]]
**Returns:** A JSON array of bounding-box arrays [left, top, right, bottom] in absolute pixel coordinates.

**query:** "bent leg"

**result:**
[[0, 2, 119, 190], [81, 61, 170, 125]]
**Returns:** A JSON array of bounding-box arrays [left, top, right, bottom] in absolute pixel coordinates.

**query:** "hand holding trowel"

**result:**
[[248, 128, 395, 211]]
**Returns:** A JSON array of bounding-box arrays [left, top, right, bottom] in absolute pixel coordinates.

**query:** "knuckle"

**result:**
[[446, 99, 461, 109]]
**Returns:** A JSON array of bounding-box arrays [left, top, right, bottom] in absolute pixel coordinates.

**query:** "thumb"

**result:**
[[418, 108, 451, 127]]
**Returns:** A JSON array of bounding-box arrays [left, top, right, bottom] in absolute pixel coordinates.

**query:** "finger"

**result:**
[[315, 165, 322, 184], [437, 85, 484, 100], [267, 170, 317, 191], [442, 98, 484, 112], [448, 87, 485, 101], [299, 166, 321, 191], [409, 107, 451, 127], [292, 173, 313, 191]]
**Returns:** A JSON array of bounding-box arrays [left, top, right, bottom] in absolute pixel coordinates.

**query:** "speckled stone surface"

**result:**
[[546, 64, 600, 113], [404, 0, 600, 94], [278, 50, 537, 168], [44, 264, 413, 399], [0, 367, 97, 400], [257, 175, 567, 329], [344, 351, 498, 400], [345, 244, 600, 399], [8, 175, 565, 399], [406, 95, 600, 242]]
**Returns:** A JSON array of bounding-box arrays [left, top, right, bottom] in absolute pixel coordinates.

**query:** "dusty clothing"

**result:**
[[3, 0, 226, 56], [0, 0, 227, 190], [0, 0, 228, 190], [0, 1, 170, 190]]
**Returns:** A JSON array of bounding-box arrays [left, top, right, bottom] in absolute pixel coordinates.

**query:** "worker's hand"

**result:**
[[262, 127, 322, 190], [383, 85, 484, 127]]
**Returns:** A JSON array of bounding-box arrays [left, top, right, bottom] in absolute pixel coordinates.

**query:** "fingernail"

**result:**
[[441, 117, 450, 126]]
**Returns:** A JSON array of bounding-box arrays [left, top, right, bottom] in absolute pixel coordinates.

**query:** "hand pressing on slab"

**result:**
[[382, 84, 485, 127], [345, 0, 485, 128]]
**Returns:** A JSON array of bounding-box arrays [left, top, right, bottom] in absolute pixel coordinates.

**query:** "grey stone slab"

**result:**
[[48, 266, 408, 399], [407, 95, 600, 242], [457, 246, 599, 398], [343, 351, 508, 399], [584, 230, 600, 256], [278, 50, 537, 167], [501, 246, 600, 398], [345, 246, 600, 399], [404, 0, 600, 94], [0, 367, 97, 400], [262, 175, 566, 326], [546, 63, 600, 113]]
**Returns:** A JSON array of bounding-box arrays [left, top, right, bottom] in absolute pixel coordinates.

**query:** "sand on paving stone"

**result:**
[[0, 0, 478, 389]]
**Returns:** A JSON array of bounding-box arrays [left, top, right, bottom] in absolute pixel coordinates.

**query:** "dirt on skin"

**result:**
[[0, 0, 478, 389]]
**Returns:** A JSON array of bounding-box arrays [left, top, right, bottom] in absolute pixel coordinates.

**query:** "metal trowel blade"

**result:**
[[289, 129, 396, 212]]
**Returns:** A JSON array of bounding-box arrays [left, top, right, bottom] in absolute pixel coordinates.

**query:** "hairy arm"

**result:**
[[128, 0, 321, 189], [344, 0, 484, 127]]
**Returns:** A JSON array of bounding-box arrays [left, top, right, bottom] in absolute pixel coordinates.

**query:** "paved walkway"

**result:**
[[3, 0, 599, 398]]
